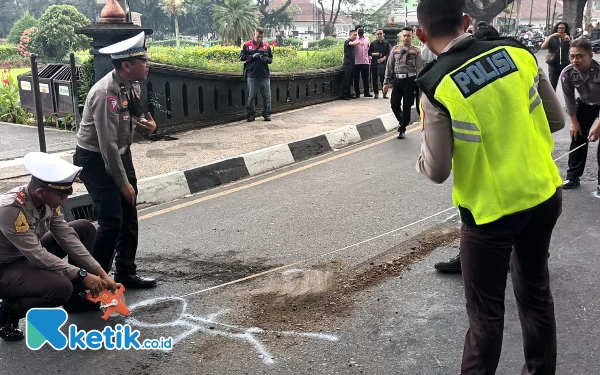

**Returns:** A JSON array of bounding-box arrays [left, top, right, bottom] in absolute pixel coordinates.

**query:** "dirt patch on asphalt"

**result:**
[[136, 249, 277, 284], [243, 224, 460, 331]]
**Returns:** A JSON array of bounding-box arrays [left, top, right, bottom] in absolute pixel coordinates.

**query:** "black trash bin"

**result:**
[[52, 65, 81, 117], [17, 63, 66, 116]]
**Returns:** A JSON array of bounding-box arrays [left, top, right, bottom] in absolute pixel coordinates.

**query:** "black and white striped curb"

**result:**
[[62, 113, 400, 220]]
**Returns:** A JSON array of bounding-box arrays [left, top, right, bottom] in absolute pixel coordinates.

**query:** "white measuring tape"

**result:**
[[158, 142, 590, 301]]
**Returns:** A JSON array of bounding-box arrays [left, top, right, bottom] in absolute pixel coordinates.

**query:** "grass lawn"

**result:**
[[8, 68, 30, 80]]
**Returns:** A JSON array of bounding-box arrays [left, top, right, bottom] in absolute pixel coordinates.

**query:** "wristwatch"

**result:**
[[77, 268, 88, 281]]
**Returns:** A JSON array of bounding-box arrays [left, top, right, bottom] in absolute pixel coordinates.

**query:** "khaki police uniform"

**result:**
[[415, 33, 565, 373], [384, 44, 423, 136], [559, 60, 600, 190], [0, 152, 100, 341], [73, 32, 157, 288]]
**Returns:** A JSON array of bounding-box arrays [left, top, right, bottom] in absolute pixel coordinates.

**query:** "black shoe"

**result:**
[[264, 116, 271, 121], [364, 93, 373, 97], [383, 94, 388, 99], [374, 94, 379, 99], [342, 97, 351, 100], [434, 254, 462, 273], [247, 116, 255, 122], [0, 302, 23, 341], [397, 132, 405, 139], [562, 178, 580, 189], [114, 274, 157, 289]]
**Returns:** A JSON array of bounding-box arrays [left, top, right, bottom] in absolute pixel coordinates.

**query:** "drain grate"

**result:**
[[62, 194, 96, 222]]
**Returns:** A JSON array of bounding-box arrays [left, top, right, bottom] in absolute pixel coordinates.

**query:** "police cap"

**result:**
[[24, 152, 82, 196], [99, 31, 150, 60]]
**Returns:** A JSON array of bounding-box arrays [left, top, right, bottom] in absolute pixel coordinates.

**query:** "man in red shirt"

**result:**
[[239, 27, 274, 122]]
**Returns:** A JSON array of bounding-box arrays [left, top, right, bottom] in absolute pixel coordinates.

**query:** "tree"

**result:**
[[30, 5, 90, 61], [344, 2, 377, 32], [563, 0, 587, 31], [162, 0, 186, 48], [257, 0, 293, 30], [212, 0, 259, 45], [7, 10, 37, 44], [465, 0, 515, 24]]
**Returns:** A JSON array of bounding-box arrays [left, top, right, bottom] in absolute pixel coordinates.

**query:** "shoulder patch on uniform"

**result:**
[[107, 96, 119, 114], [14, 211, 29, 233], [450, 48, 518, 98], [15, 192, 26, 205], [54, 206, 62, 216]]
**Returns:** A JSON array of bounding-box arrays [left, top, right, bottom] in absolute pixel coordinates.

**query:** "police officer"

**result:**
[[342, 29, 360, 100], [415, 0, 565, 372], [0, 152, 120, 341], [383, 27, 423, 139], [368, 29, 391, 99], [559, 39, 600, 195], [74, 32, 157, 289]]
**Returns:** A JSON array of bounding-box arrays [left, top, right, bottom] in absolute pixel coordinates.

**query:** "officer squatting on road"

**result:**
[[0, 153, 121, 341], [240, 27, 273, 122], [414, 0, 565, 372], [559, 39, 600, 193], [383, 27, 423, 140], [74, 32, 158, 289]]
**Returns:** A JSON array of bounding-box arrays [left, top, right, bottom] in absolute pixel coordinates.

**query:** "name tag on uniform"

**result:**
[[451, 48, 518, 98]]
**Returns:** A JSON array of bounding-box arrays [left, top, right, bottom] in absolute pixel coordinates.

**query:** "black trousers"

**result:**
[[371, 64, 385, 95], [548, 63, 570, 91], [342, 64, 354, 99], [0, 220, 96, 320], [566, 100, 600, 182], [74, 146, 139, 276], [354, 64, 370, 97], [390, 77, 416, 131], [460, 189, 562, 374]]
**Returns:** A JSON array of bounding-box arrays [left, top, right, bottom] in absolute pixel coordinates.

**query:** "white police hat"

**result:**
[[99, 31, 150, 60], [24, 152, 82, 195]]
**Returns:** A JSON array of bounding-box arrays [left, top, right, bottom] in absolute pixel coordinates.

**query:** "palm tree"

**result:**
[[212, 0, 259, 46], [162, 0, 186, 49]]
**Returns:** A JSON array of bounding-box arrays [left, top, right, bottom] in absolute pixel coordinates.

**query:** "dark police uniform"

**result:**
[[384, 44, 423, 137], [342, 37, 356, 100], [0, 152, 100, 341], [74, 32, 156, 288], [560, 60, 600, 191], [368, 38, 391, 98]]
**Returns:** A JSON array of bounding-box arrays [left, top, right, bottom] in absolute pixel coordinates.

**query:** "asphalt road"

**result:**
[[0, 51, 599, 374], [0, 123, 75, 161]]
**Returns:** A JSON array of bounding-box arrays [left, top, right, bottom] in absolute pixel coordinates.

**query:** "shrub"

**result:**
[[17, 27, 37, 57], [77, 56, 95, 110], [0, 44, 19, 61], [149, 39, 204, 47], [0, 60, 29, 124], [7, 11, 38, 45], [308, 37, 343, 49]]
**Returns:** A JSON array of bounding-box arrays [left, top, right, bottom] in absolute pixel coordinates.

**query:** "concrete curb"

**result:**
[[62, 112, 399, 221]]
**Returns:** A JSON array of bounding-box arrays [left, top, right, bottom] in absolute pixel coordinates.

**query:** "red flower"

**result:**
[[2, 61, 8, 67], [2, 79, 9, 85]]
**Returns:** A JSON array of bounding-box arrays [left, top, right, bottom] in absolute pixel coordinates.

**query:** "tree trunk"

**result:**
[[515, 0, 522, 27], [563, 0, 587, 32], [175, 16, 180, 50], [466, 0, 516, 24]]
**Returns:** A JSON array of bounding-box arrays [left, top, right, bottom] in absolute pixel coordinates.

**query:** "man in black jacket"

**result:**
[[369, 29, 391, 99], [342, 29, 360, 100], [239, 27, 274, 122]]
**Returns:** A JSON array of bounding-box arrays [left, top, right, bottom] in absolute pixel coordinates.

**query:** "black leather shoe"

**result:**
[[562, 178, 580, 189], [397, 131, 405, 139], [0, 324, 23, 341], [247, 116, 255, 122], [114, 274, 157, 288], [434, 254, 462, 273], [264, 116, 271, 121], [364, 93, 373, 97], [374, 94, 379, 99]]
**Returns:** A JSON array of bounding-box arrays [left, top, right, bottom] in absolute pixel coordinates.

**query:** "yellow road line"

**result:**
[[139, 126, 420, 221]]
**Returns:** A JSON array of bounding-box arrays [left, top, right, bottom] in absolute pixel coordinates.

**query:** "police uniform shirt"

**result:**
[[0, 185, 101, 280], [416, 33, 566, 182], [560, 60, 600, 115], [383, 44, 423, 85], [76, 70, 141, 187]]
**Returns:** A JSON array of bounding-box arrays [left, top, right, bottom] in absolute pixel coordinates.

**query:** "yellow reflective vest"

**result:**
[[415, 37, 562, 225]]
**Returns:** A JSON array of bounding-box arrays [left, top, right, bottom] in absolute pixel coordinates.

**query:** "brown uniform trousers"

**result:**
[[0, 220, 96, 320], [460, 188, 562, 374]]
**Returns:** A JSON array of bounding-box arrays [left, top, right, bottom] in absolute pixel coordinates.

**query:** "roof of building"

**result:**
[[265, 0, 354, 24]]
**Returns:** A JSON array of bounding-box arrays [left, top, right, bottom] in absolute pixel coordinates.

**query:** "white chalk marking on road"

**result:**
[[125, 297, 339, 364]]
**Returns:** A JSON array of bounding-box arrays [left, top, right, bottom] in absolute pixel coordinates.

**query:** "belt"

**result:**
[[395, 73, 416, 79], [77, 142, 129, 155]]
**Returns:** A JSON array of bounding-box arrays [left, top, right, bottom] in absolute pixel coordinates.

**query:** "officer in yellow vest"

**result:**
[[414, 0, 565, 373]]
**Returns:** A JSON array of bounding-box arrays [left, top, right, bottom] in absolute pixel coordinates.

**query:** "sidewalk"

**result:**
[[0, 96, 417, 206]]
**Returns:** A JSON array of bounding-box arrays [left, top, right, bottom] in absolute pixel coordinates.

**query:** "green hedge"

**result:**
[[0, 45, 19, 61], [149, 39, 222, 47], [150, 44, 343, 73]]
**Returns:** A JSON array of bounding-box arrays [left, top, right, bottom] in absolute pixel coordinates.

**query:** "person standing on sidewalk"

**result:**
[[353, 25, 372, 98], [74, 32, 157, 289], [342, 29, 360, 100], [368, 29, 391, 99], [542, 22, 571, 90], [415, 0, 565, 372], [240, 27, 273, 121], [560, 39, 600, 195], [383, 27, 422, 139]]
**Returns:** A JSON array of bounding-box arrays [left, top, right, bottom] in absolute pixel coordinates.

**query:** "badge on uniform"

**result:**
[[121, 114, 130, 122], [15, 192, 26, 205], [561, 74, 566, 83], [54, 207, 62, 216], [122, 99, 128, 108], [14, 211, 29, 233], [107, 96, 119, 114]]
